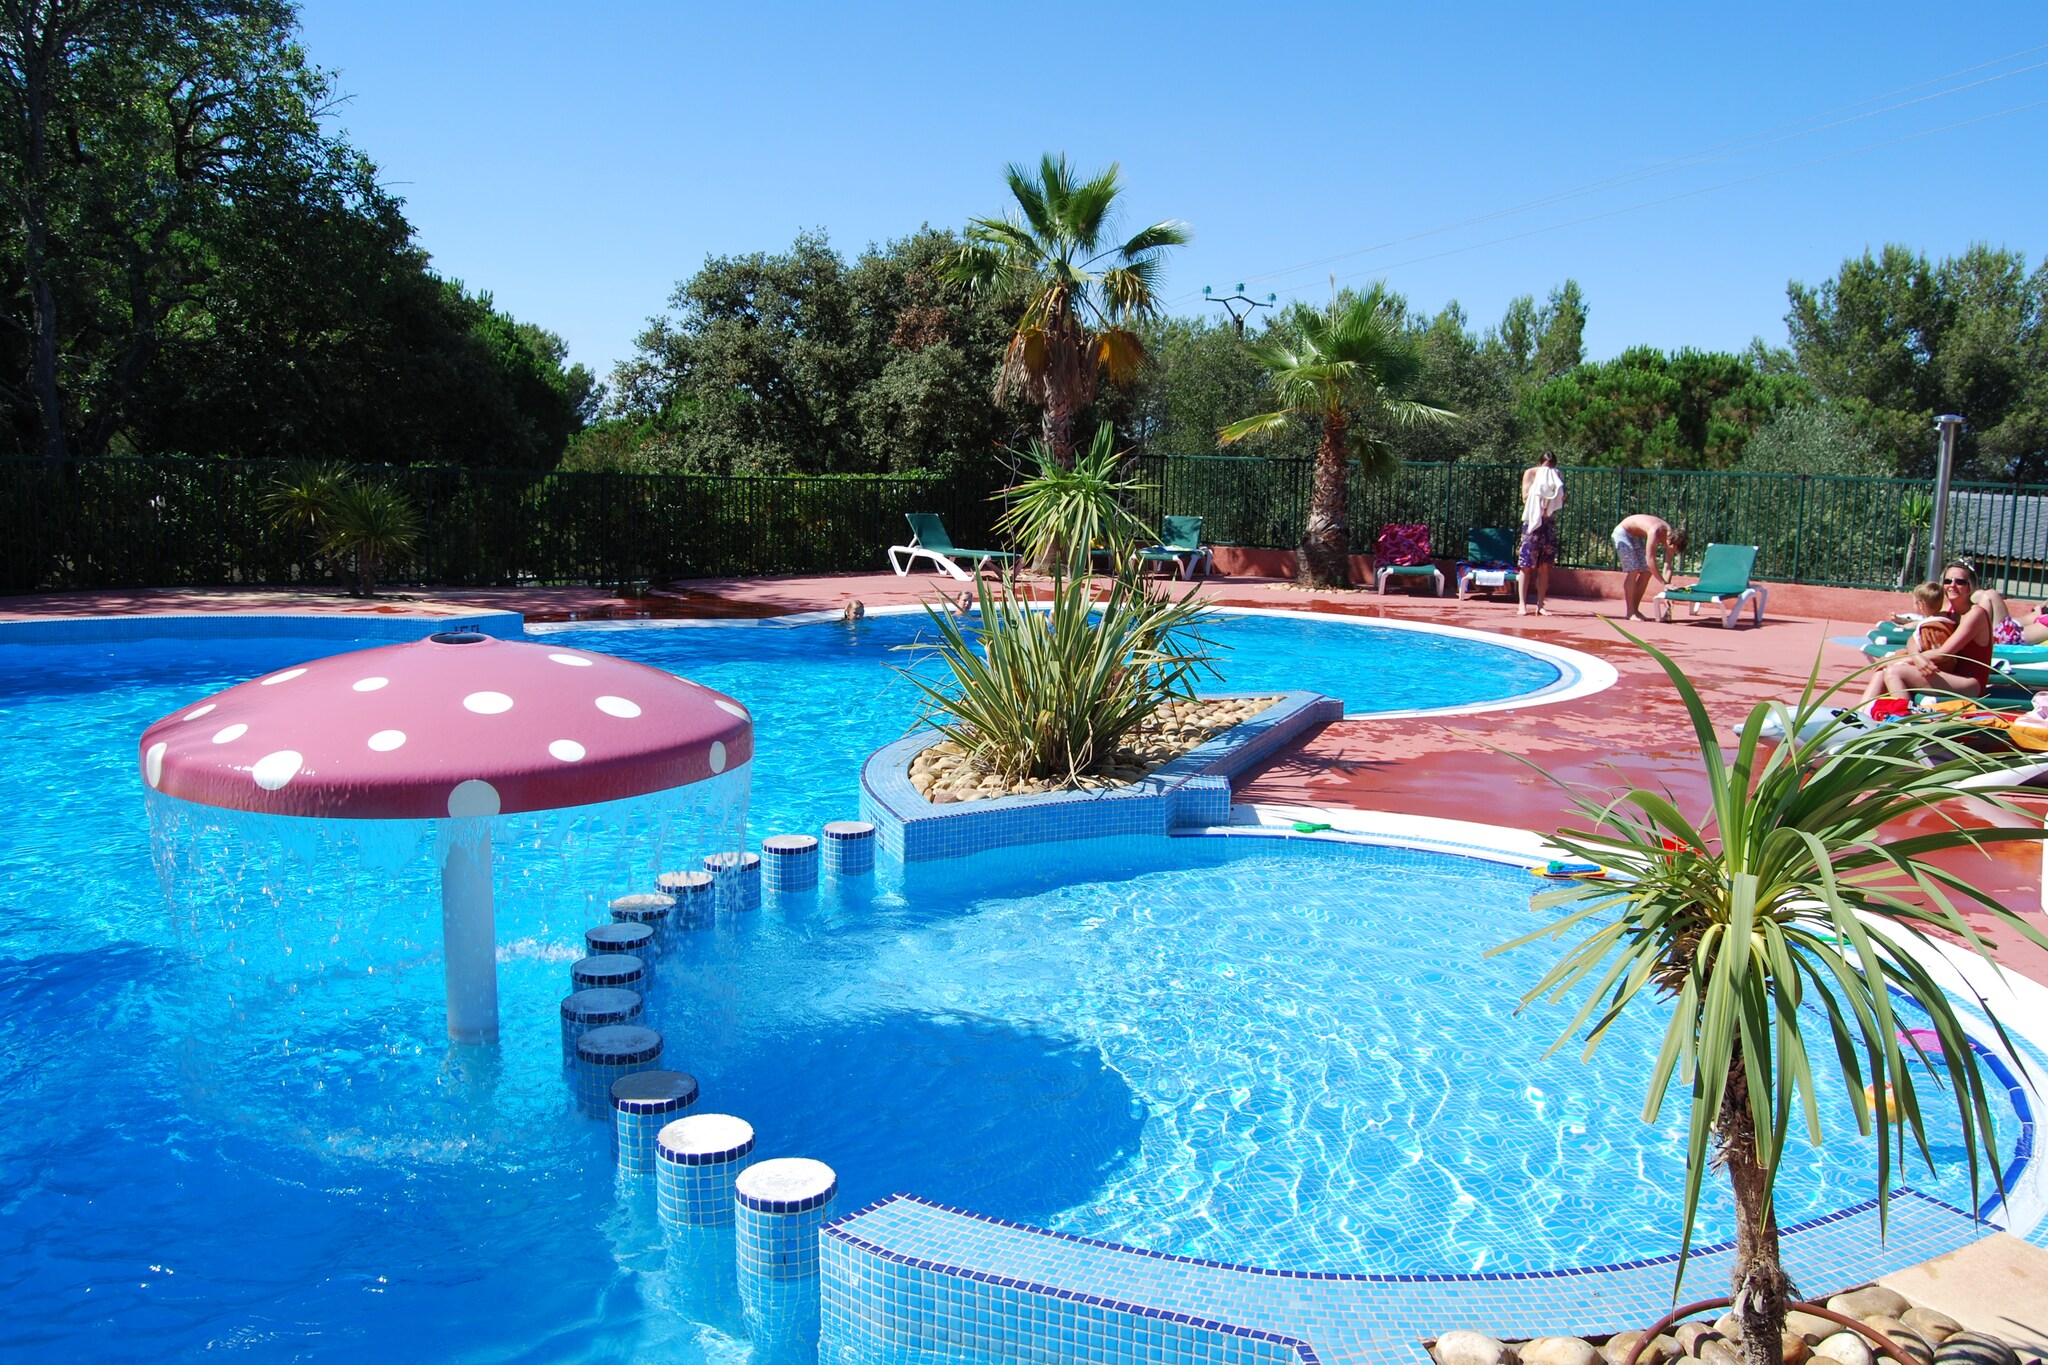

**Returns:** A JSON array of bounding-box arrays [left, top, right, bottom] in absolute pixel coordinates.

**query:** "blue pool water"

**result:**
[[0, 619, 2021, 1362]]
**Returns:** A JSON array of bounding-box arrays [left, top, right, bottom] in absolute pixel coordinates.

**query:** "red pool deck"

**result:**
[[8, 570, 2048, 984]]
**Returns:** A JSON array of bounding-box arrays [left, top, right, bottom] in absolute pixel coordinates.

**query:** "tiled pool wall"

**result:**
[[818, 1189, 1992, 1365], [820, 1204, 1316, 1365], [859, 690, 1344, 864]]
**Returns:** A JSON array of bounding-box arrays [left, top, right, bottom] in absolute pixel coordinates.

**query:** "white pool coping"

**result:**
[[1226, 801, 2048, 1240], [532, 602, 1618, 720]]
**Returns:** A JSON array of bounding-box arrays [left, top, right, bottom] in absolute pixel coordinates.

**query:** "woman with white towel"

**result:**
[[1517, 452, 1565, 616]]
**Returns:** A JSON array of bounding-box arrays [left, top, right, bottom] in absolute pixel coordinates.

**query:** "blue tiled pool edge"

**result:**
[[819, 1189, 1990, 1365], [0, 608, 525, 643], [859, 690, 1343, 863]]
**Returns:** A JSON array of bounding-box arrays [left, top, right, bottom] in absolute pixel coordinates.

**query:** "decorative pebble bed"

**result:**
[[1434, 1284, 2041, 1365], [907, 695, 1283, 802]]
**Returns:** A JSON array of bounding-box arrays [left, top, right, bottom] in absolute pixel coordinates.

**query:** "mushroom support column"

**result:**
[[442, 816, 498, 1044]]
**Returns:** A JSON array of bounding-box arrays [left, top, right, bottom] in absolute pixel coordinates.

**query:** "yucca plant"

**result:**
[[321, 479, 423, 597], [1496, 634, 2048, 1365], [901, 568, 1215, 786], [262, 459, 356, 536], [996, 422, 1155, 577]]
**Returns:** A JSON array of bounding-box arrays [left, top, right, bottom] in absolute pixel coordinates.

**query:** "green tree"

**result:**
[[1785, 244, 2048, 479], [1220, 287, 1457, 588], [950, 154, 1188, 466], [600, 228, 1015, 475], [1125, 314, 1311, 460], [1392, 300, 1526, 465], [0, 0, 593, 465], [1736, 404, 1890, 478], [1525, 346, 1806, 469]]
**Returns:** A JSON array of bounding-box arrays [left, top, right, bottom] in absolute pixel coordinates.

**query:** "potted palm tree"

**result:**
[[950, 154, 1188, 467], [1220, 287, 1457, 589], [1498, 637, 2048, 1365]]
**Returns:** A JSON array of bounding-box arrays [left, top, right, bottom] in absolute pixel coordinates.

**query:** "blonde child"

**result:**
[[1908, 581, 1954, 654]]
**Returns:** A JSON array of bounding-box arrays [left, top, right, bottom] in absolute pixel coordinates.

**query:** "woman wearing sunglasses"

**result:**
[[1859, 562, 1994, 703]]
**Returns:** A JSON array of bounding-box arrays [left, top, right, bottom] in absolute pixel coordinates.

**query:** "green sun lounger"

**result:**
[[887, 513, 1018, 582], [1655, 543, 1767, 628], [1135, 516, 1213, 580], [1455, 527, 1520, 600]]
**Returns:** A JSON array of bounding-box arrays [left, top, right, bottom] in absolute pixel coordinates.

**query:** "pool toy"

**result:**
[[1759, 705, 1869, 747], [1292, 821, 1333, 833], [2011, 693, 2048, 751], [1530, 860, 1605, 880], [1899, 1026, 1946, 1057], [1865, 1082, 1895, 1119]]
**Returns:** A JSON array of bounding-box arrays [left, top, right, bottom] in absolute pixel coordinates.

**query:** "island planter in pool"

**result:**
[[859, 689, 1342, 863], [137, 630, 753, 1045]]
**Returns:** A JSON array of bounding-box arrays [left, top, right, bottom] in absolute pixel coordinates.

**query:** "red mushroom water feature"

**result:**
[[138, 631, 752, 1044]]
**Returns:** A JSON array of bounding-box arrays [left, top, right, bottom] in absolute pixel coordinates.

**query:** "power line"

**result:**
[[1170, 40, 2048, 306], [1328, 95, 2048, 290]]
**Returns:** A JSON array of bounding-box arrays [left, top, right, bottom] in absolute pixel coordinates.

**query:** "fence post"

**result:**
[[1791, 476, 1808, 583]]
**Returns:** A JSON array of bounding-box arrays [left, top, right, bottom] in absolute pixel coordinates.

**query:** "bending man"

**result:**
[[1611, 514, 1688, 622]]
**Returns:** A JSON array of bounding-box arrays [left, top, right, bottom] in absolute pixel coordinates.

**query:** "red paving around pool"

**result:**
[[8, 569, 2048, 984]]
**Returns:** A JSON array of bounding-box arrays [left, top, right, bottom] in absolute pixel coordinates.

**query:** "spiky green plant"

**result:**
[[900, 569, 1216, 787], [995, 422, 1155, 577], [262, 460, 355, 537], [321, 478, 422, 597], [1495, 635, 2048, 1365]]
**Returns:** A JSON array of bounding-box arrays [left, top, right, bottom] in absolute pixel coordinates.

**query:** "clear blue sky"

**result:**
[[297, 1, 2048, 384]]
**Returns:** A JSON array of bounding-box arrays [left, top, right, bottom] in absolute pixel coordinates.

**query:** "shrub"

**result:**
[[901, 569, 1215, 786]]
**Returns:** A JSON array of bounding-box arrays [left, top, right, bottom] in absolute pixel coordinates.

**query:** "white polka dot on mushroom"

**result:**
[[259, 668, 307, 686], [709, 740, 727, 773], [595, 695, 641, 718], [212, 723, 248, 745], [548, 739, 585, 762], [251, 750, 302, 791], [368, 730, 406, 752], [463, 691, 514, 714], [548, 653, 594, 667], [715, 699, 748, 719], [184, 703, 216, 721], [144, 742, 167, 787], [352, 677, 389, 693]]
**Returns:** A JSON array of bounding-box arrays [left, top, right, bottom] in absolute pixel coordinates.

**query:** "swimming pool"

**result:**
[[0, 615, 2028, 1361]]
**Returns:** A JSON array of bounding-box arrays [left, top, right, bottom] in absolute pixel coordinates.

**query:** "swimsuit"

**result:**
[[1518, 515, 1557, 570], [1611, 526, 1649, 573]]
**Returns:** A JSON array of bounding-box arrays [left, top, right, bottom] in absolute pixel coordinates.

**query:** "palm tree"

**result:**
[[322, 479, 422, 597], [1220, 288, 1456, 589], [1498, 638, 2048, 1365], [951, 154, 1189, 466]]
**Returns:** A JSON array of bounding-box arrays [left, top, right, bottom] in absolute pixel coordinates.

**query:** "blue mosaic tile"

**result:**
[[860, 691, 1343, 865], [818, 1190, 1991, 1365]]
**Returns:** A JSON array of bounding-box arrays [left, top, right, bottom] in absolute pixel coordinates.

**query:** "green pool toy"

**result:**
[[1292, 821, 1334, 833]]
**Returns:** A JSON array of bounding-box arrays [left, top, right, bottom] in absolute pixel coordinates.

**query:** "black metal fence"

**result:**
[[0, 457, 998, 593], [7, 452, 2048, 598], [1132, 456, 2048, 597]]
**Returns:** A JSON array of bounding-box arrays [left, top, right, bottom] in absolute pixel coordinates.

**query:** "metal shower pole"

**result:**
[[1927, 414, 1963, 580]]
